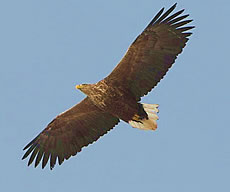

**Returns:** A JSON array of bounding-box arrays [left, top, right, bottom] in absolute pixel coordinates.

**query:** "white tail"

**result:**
[[128, 103, 159, 131]]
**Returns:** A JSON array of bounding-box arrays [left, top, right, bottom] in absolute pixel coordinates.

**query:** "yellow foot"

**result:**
[[132, 114, 141, 121]]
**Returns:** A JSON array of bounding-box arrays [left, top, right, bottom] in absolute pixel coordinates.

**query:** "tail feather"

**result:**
[[128, 103, 159, 131], [148, 112, 159, 121], [142, 103, 159, 113]]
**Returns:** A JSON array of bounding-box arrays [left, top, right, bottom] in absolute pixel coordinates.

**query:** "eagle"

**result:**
[[22, 3, 194, 169]]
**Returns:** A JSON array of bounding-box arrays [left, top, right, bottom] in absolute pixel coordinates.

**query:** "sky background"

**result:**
[[1, 0, 229, 191]]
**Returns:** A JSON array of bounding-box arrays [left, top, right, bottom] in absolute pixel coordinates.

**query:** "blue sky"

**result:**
[[1, 0, 230, 191]]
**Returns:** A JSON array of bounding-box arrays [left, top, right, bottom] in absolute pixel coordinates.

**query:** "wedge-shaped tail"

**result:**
[[129, 103, 159, 130]]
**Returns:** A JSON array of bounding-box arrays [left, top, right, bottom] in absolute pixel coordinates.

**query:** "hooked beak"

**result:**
[[75, 84, 83, 89]]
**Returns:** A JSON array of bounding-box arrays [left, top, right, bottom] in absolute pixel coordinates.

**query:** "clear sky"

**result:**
[[1, 0, 229, 191]]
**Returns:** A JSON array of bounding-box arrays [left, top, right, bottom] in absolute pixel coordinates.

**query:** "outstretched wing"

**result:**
[[105, 3, 194, 100], [22, 97, 119, 169]]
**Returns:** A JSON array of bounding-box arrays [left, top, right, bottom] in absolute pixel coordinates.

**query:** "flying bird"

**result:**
[[22, 3, 194, 169]]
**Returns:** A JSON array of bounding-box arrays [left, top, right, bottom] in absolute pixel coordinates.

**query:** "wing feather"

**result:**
[[162, 9, 185, 23], [105, 4, 194, 100], [22, 97, 119, 169], [147, 8, 164, 27], [154, 3, 177, 24], [168, 14, 189, 24]]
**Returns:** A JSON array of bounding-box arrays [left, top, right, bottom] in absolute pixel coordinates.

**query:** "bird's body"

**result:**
[[78, 80, 146, 122], [22, 3, 194, 169]]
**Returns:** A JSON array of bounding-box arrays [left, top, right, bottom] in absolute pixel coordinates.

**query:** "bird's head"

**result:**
[[75, 84, 92, 95]]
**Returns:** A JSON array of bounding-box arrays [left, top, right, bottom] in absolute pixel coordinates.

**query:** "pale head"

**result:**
[[75, 83, 92, 95]]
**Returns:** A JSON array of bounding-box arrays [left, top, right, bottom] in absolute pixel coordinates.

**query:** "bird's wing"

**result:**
[[105, 3, 194, 100], [22, 97, 119, 169]]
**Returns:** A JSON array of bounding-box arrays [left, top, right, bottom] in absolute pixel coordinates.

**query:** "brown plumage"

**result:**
[[22, 3, 194, 169]]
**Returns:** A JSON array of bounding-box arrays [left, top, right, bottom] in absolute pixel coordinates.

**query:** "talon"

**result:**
[[132, 114, 141, 121]]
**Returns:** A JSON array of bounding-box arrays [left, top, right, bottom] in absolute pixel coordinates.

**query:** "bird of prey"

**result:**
[[22, 3, 194, 169]]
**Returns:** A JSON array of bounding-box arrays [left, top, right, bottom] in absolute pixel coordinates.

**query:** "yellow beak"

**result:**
[[75, 84, 83, 89]]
